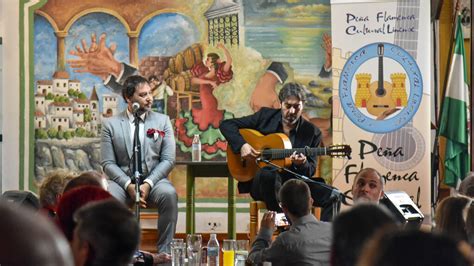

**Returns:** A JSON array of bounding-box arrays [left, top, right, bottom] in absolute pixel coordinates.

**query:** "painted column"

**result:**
[[128, 31, 139, 66], [55, 31, 68, 71]]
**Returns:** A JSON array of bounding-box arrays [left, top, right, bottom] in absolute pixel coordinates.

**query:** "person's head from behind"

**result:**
[[278, 82, 306, 126], [56, 185, 112, 241], [435, 196, 471, 242], [459, 172, 474, 197], [357, 229, 471, 266], [279, 179, 312, 219], [122, 75, 152, 114], [71, 199, 140, 266], [0, 200, 73, 266], [352, 168, 384, 203], [38, 169, 75, 215], [465, 203, 474, 246], [63, 171, 106, 193], [331, 203, 398, 266]]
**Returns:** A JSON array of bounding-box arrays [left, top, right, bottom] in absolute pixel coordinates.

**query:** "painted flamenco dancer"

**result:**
[[189, 42, 233, 130]]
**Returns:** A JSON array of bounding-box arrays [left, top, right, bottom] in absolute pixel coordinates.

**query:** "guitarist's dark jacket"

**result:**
[[220, 107, 322, 193]]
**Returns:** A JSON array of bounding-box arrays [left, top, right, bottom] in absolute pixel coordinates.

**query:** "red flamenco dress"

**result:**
[[190, 61, 233, 130], [174, 61, 233, 160]]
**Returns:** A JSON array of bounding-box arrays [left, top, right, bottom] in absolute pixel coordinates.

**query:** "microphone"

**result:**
[[132, 102, 140, 113]]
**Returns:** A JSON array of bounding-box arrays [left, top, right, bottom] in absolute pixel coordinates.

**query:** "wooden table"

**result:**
[[176, 161, 236, 239]]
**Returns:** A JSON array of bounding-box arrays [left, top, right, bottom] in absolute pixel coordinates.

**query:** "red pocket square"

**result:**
[[146, 128, 165, 138]]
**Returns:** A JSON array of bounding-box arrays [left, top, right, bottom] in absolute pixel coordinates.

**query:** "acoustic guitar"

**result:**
[[226, 129, 352, 182], [367, 43, 396, 117]]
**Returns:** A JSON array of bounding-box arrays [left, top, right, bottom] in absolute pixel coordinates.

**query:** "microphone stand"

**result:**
[[258, 158, 349, 220], [133, 112, 142, 222]]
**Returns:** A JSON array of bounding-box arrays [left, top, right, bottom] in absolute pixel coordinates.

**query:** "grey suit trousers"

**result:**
[[108, 178, 178, 253]]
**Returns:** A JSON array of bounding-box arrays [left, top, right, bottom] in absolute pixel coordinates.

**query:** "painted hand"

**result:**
[[67, 32, 121, 80]]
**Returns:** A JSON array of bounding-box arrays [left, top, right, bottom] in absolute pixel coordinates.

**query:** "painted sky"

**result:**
[[139, 13, 199, 58], [34, 16, 57, 81]]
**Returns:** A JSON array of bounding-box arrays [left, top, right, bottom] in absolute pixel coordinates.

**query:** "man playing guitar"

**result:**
[[220, 82, 335, 221]]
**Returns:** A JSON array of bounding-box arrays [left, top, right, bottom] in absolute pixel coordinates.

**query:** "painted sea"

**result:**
[[246, 26, 329, 78]]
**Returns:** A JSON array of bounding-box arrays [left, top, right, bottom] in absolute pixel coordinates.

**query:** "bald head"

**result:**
[[0, 200, 73, 266], [352, 168, 384, 203]]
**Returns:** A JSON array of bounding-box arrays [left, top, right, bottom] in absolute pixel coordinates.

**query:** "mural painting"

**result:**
[[31, 0, 332, 210]]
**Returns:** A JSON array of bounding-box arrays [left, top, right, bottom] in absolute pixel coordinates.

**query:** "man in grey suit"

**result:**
[[101, 75, 177, 255]]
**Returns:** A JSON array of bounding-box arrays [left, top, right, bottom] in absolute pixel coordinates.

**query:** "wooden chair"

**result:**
[[249, 200, 320, 243]]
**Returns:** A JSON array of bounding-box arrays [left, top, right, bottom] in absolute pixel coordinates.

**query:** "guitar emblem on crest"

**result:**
[[339, 42, 422, 133], [355, 43, 408, 118]]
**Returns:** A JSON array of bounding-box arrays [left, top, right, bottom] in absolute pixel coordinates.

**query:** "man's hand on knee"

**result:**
[[127, 184, 147, 208], [140, 183, 151, 201]]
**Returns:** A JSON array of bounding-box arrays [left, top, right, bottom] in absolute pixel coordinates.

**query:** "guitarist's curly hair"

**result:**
[[278, 82, 306, 103]]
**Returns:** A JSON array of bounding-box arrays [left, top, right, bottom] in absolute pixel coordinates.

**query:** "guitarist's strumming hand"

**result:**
[[240, 143, 261, 160], [290, 151, 307, 166]]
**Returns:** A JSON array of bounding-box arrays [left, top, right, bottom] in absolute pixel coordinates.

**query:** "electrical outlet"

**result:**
[[207, 221, 222, 231]]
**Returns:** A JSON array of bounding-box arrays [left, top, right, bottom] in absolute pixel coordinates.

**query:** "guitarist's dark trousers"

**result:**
[[238, 166, 337, 222]]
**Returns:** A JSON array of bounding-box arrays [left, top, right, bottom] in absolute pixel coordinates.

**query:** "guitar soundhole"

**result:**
[[379, 133, 415, 162], [376, 88, 386, 97], [373, 127, 425, 171]]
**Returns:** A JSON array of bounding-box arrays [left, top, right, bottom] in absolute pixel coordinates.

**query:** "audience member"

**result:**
[[0, 199, 73, 266], [247, 179, 332, 265], [352, 168, 384, 204], [463, 197, 474, 248], [357, 229, 471, 266], [331, 203, 398, 266], [56, 185, 112, 241], [71, 199, 140, 266], [459, 172, 474, 197], [435, 196, 471, 243], [38, 169, 75, 217], [63, 170, 106, 193]]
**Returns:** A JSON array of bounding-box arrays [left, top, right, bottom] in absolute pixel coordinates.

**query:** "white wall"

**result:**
[[1, 0, 21, 192]]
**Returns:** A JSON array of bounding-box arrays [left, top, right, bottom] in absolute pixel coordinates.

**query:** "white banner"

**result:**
[[331, 0, 431, 218]]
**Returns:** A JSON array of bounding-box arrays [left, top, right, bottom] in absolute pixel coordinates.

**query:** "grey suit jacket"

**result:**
[[101, 110, 176, 188]]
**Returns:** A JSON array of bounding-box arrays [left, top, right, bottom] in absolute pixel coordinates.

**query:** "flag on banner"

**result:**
[[439, 16, 470, 187]]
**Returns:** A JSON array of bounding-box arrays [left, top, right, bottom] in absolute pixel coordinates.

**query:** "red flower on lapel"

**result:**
[[146, 128, 165, 140]]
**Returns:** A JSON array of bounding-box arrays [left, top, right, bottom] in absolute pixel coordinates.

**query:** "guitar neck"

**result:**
[[261, 147, 327, 160], [378, 54, 384, 88]]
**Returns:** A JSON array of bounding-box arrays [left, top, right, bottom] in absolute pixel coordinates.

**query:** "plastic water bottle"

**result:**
[[192, 134, 201, 162], [207, 234, 219, 266]]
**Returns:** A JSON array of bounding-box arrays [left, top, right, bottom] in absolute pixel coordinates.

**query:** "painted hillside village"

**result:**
[[34, 70, 117, 139]]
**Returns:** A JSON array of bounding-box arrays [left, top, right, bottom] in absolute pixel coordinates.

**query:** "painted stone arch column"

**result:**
[[128, 31, 139, 66], [55, 31, 68, 71]]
